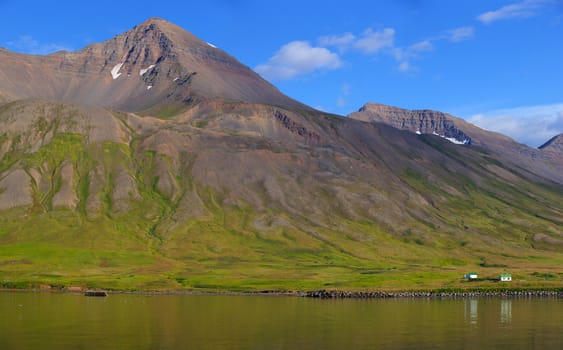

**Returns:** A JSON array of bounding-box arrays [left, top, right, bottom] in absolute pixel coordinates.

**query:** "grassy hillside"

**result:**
[[1, 203, 561, 292], [0, 100, 561, 292]]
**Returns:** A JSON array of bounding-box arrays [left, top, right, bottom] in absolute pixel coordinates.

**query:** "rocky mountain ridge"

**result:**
[[350, 103, 472, 145]]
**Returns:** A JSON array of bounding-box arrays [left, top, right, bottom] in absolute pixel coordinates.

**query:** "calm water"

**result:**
[[0, 292, 561, 349]]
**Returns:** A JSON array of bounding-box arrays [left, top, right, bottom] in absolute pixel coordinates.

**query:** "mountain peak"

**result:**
[[351, 102, 472, 145], [135, 17, 184, 31], [0, 18, 306, 114], [141, 17, 170, 25], [359, 102, 403, 112], [130, 17, 204, 45]]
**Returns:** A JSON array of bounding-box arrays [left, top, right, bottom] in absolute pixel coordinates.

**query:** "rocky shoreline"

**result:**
[[2, 287, 562, 299], [304, 289, 563, 299]]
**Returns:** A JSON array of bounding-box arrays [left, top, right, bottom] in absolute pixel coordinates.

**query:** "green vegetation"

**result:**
[[1, 178, 561, 292], [531, 272, 557, 280], [0, 102, 561, 293], [194, 120, 208, 129]]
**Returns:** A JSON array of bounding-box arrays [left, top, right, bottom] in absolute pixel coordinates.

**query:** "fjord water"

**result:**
[[1, 292, 561, 349]]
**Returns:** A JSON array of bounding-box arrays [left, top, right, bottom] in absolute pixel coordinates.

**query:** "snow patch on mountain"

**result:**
[[429, 130, 468, 145], [444, 136, 469, 145], [140, 65, 156, 76], [111, 63, 124, 79]]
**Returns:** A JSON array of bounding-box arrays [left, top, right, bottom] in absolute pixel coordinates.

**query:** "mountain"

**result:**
[[539, 134, 563, 152], [0, 20, 561, 292], [0, 18, 306, 115], [349, 102, 563, 184], [349, 103, 474, 145]]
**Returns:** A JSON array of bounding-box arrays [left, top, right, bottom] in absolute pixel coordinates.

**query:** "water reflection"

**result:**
[[464, 299, 478, 325], [500, 299, 512, 324], [0, 293, 561, 349]]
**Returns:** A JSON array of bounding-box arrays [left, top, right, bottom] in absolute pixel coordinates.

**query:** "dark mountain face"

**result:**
[[0, 18, 306, 115], [0, 20, 561, 291]]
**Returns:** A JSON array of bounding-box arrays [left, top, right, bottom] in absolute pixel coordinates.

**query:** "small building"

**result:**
[[464, 272, 478, 279], [500, 273, 512, 282]]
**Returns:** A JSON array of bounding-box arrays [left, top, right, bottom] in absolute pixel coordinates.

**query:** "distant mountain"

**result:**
[[0, 18, 306, 115], [349, 103, 473, 145], [349, 102, 563, 184], [0, 19, 561, 291]]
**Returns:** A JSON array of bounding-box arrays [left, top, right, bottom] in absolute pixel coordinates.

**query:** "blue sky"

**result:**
[[1, 0, 562, 146]]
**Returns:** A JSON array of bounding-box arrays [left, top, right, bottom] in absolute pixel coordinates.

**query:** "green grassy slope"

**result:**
[[0, 100, 561, 292]]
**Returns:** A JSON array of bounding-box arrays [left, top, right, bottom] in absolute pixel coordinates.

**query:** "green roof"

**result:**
[[500, 273, 512, 277]]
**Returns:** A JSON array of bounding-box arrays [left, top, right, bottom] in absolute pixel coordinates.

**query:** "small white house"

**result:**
[[500, 273, 512, 282], [464, 272, 478, 279]]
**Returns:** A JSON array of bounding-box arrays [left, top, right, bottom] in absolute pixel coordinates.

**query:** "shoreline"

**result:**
[[303, 289, 563, 299], [1, 287, 562, 299]]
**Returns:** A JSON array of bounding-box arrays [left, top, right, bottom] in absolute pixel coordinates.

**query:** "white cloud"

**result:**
[[354, 28, 395, 54], [392, 26, 476, 72], [467, 103, 563, 147], [477, 0, 549, 24], [410, 40, 434, 53], [319, 28, 395, 55], [255, 41, 342, 80], [318, 27, 444, 74], [336, 96, 347, 107], [336, 83, 351, 108], [447, 26, 475, 42], [6, 35, 71, 55], [318, 33, 356, 51], [398, 61, 411, 72], [391, 41, 432, 72], [391, 47, 406, 62], [264, 21, 474, 80]]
